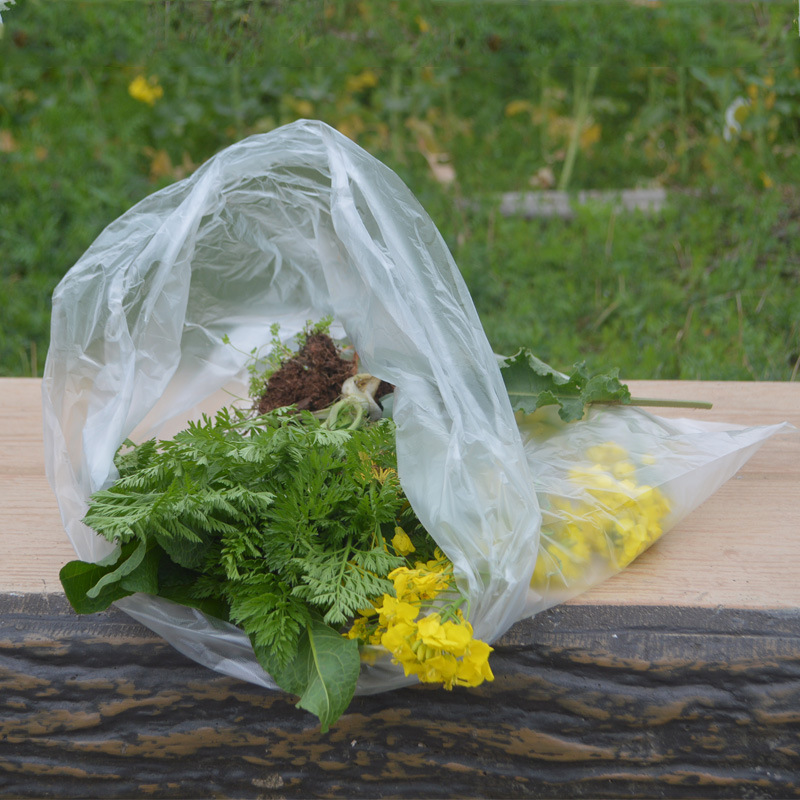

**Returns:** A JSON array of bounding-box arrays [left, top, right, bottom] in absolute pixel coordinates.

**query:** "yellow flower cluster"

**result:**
[[128, 75, 164, 107], [347, 550, 494, 690], [531, 441, 670, 593]]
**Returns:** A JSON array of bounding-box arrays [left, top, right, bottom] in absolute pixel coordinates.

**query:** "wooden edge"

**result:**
[[4, 592, 799, 649]]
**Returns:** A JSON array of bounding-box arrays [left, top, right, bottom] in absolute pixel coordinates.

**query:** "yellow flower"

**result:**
[[420, 653, 459, 686], [416, 614, 472, 656], [375, 595, 418, 628], [389, 565, 449, 603], [456, 640, 494, 687], [345, 615, 370, 640], [391, 527, 415, 556], [381, 621, 423, 676], [345, 69, 378, 94], [343, 546, 494, 691], [531, 441, 670, 593], [128, 75, 163, 106]]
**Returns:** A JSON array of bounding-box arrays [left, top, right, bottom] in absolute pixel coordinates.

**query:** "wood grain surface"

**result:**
[[2, 594, 800, 799], [3, 378, 798, 606]]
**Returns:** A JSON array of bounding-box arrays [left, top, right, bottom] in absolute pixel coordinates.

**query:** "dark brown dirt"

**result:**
[[255, 333, 358, 414], [255, 332, 394, 415]]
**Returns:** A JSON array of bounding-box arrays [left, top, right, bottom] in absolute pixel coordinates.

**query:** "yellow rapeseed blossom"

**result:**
[[388, 564, 450, 604], [128, 75, 163, 107], [347, 549, 494, 690], [391, 527, 415, 556], [531, 441, 670, 593]]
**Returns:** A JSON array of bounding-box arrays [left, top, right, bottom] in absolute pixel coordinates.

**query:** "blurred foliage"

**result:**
[[1, 0, 799, 378]]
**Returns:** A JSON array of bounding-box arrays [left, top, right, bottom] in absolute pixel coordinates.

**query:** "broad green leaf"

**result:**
[[119, 542, 161, 594], [500, 349, 630, 422], [60, 557, 133, 614], [269, 617, 360, 733], [86, 538, 147, 598]]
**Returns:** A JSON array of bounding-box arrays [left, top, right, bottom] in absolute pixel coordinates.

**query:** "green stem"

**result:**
[[677, 65, 688, 181], [599, 397, 713, 410], [557, 64, 600, 192]]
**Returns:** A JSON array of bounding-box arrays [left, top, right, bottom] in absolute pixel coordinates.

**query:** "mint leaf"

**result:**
[[270, 617, 360, 733], [500, 349, 630, 422]]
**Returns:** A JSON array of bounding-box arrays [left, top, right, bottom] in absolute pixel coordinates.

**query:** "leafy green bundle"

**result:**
[[60, 406, 432, 731]]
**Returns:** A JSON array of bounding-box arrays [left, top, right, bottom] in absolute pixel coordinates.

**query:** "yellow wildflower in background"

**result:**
[[129, 75, 164, 106], [345, 69, 378, 94]]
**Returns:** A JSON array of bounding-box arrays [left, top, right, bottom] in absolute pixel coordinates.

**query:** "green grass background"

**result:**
[[1, 0, 799, 380]]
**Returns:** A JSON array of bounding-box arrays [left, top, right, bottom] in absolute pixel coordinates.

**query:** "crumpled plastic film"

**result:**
[[43, 119, 785, 696], [43, 120, 541, 692]]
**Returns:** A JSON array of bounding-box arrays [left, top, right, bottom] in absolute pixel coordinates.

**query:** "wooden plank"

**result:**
[[0, 379, 75, 593], [498, 188, 667, 219], [1, 594, 799, 799], [582, 380, 799, 609], [2, 378, 798, 608]]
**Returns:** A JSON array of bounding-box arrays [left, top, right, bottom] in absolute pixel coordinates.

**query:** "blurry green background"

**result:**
[[1, 0, 799, 379]]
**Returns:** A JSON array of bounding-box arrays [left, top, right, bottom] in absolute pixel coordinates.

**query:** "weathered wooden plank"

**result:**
[[2, 595, 799, 799], [497, 188, 667, 219]]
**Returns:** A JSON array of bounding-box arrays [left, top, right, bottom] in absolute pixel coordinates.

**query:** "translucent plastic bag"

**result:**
[[515, 404, 784, 616], [43, 120, 784, 695]]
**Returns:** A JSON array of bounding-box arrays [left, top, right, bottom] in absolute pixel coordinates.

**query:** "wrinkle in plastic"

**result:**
[[43, 120, 783, 695]]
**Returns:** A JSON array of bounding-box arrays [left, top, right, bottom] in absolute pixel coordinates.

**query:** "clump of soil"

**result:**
[[256, 333, 357, 414], [255, 333, 394, 415]]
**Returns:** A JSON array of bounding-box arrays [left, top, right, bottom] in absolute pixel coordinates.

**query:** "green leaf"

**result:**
[[500, 349, 630, 422], [119, 542, 161, 594], [154, 528, 209, 569], [60, 539, 163, 613], [269, 617, 361, 733], [157, 583, 232, 621], [157, 560, 232, 621], [86, 538, 147, 598], [60, 554, 133, 614]]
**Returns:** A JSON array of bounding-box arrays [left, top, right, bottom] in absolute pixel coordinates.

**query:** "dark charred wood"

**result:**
[[2, 594, 799, 799]]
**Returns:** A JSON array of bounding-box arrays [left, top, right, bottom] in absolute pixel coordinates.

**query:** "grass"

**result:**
[[452, 188, 800, 380], [1, 0, 799, 379]]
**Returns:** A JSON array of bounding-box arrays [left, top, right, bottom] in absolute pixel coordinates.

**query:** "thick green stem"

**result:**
[[600, 397, 713, 410]]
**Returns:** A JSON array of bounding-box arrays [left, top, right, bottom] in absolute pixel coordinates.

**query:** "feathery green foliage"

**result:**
[[60, 403, 434, 728]]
